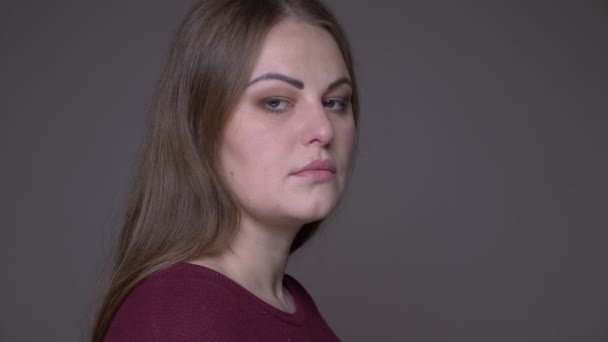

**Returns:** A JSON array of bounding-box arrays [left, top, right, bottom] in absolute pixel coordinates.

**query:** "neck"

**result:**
[[190, 214, 301, 312]]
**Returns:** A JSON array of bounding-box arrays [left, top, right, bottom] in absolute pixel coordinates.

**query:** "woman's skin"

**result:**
[[190, 18, 355, 313]]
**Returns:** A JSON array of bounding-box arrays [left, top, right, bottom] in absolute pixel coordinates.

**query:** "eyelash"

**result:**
[[261, 98, 350, 113], [322, 99, 348, 112], [263, 98, 292, 112]]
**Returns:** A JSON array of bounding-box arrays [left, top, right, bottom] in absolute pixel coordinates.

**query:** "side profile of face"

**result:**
[[218, 19, 356, 229]]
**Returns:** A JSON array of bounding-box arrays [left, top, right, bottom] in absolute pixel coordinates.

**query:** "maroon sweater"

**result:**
[[104, 262, 340, 341]]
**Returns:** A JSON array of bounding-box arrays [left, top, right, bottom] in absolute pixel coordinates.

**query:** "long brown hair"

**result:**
[[92, 0, 358, 340]]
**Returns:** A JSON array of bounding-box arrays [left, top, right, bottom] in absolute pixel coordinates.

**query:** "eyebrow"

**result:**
[[325, 77, 352, 93], [247, 73, 352, 93], [248, 73, 304, 89]]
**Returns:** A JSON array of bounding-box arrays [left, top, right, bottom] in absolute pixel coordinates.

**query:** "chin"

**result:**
[[290, 196, 341, 224]]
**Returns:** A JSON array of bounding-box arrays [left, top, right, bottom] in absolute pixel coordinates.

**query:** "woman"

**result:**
[[93, 0, 359, 340]]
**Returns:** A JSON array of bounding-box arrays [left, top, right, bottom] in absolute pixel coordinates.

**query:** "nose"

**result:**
[[300, 101, 335, 147]]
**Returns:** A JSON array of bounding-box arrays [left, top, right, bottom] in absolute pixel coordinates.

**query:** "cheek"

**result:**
[[335, 118, 356, 164], [220, 124, 288, 191]]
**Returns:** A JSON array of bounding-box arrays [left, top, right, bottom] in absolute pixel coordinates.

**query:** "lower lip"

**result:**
[[292, 170, 335, 181]]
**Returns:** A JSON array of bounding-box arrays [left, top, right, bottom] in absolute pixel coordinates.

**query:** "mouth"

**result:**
[[291, 159, 337, 181]]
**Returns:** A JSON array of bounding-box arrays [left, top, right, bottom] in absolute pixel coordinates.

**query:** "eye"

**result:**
[[322, 98, 349, 112], [261, 98, 292, 112]]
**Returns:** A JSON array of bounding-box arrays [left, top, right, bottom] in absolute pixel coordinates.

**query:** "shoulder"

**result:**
[[104, 263, 244, 342], [283, 273, 309, 298], [283, 274, 340, 340], [283, 273, 322, 312]]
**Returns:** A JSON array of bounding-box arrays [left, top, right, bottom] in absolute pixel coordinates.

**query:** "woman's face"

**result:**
[[219, 19, 356, 229]]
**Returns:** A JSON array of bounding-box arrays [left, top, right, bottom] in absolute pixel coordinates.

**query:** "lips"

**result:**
[[291, 159, 337, 182], [293, 159, 337, 175]]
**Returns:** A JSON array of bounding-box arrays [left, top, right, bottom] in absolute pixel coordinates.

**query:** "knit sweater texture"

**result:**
[[104, 262, 340, 341]]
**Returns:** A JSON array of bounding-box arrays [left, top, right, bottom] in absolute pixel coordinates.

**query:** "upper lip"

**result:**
[[293, 159, 337, 174]]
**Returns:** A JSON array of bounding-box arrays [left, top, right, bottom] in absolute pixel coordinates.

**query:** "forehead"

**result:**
[[250, 19, 348, 81]]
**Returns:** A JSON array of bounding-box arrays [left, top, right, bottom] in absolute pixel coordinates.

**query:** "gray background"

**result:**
[[1, 1, 607, 341]]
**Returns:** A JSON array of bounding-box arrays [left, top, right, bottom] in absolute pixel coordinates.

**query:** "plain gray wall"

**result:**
[[1, 1, 607, 341]]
